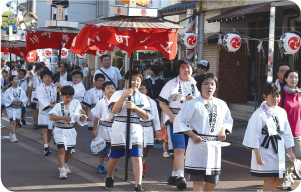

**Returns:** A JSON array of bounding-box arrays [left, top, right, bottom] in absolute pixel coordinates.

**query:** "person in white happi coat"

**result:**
[[139, 81, 161, 177], [91, 81, 116, 174], [243, 83, 296, 192], [83, 73, 105, 131], [105, 69, 151, 191], [3, 75, 28, 142], [37, 70, 58, 156], [158, 59, 200, 189], [18, 69, 28, 126], [48, 86, 87, 179], [173, 73, 233, 192], [28, 64, 44, 129], [1, 70, 9, 120]]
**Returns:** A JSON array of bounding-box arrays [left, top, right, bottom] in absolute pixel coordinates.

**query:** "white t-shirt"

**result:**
[[83, 67, 89, 77], [93, 67, 122, 88]]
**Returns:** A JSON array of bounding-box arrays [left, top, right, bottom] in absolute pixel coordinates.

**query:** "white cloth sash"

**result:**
[[260, 102, 285, 178]]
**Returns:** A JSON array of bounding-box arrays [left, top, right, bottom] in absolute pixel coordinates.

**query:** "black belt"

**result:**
[[114, 116, 140, 124], [170, 108, 181, 114], [99, 120, 113, 127], [261, 126, 281, 154], [141, 121, 153, 127], [91, 104, 96, 108], [55, 122, 74, 129], [193, 130, 218, 141]]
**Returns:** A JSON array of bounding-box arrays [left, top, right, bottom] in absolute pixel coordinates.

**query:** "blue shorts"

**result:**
[[110, 148, 143, 159], [169, 123, 189, 150]]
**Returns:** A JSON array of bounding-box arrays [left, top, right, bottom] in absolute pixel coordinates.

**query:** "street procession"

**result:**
[[2, 0, 301, 191]]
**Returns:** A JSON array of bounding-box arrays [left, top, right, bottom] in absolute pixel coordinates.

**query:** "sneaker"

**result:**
[[71, 148, 75, 154], [163, 152, 170, 158], [10, 137, 18, 142], [17, 121, 22, 127], [33, 124, 38, 129], [98, 165, 107, 174], [65, 164, 71, 174], [43, 147, 51, 156], [167, 175, 178, 186], [282, 181, 291, 190], [105, 177, 114, 189], [135, 184, 143, 191], [93, 152, 98, 155], [59, 168, 67, 179], [21, 119, 26, 125], [177, 177, 187, 190], [170, 153, 174, 159], [143, 163, 146, 173], [257, 190, 262, 192]]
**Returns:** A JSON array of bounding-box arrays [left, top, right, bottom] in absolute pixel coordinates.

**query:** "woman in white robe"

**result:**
[[105, 69, 151, 190], [158, 59, 200, 189], [3, 75, 28, 142], [243, 83, 295, 191], [174, 73, 233, 192]]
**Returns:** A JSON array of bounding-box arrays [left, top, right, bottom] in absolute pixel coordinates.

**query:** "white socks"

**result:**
[[177, 170, 184, 177], [11, 134, 16, 138], [143, 158, 147, 164], [171, 171, 178, 177], [44, 144, 49, 148]]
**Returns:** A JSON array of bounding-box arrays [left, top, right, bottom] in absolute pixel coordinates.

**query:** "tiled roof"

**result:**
[[159, 2, 196, 14]]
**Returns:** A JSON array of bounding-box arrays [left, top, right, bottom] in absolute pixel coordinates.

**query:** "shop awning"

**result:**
[[206, 3, 271, 22]]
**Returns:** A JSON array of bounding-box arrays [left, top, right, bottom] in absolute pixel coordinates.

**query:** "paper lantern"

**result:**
[[43, 48, 53, 59], [77, 53, 85, 59], [223, 33, 241, 52], [61, 48, 68, 59], [25, 50, 38, 62], [96, 50, 107, 57], [279, 33, 301, 55], [181, 33, 197, 50]]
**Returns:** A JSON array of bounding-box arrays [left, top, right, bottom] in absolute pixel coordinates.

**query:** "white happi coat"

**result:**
[[141, 96, 161, 148], [30, 74, 42, 103], [82, 86, 105, 129], [37, 83, 57, 130], [91, 96, 114, 142], [158, 76, 200, 150], [3, 87, 28, 120], [48, 102, 87, 150], [70, 82, 85, 102], [243, 102, 294, 178], [109, 90, 152, 150], [1, 78, 7, 106], [173, 96, 233, 175]]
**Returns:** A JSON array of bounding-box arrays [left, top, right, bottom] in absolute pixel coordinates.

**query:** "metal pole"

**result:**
[[125, 52, 134, 181], [27, 0, 34, 13], [57, 41, 62, 103], [197, 12, 205, 62], [9, 53, 12, 70]]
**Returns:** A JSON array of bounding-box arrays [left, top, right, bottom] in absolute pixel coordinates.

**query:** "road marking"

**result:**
[[1, 117, 33, 125], [13, 142, 125, 191]]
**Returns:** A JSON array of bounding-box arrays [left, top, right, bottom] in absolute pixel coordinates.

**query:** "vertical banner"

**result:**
[[186, 9, 196, 62]]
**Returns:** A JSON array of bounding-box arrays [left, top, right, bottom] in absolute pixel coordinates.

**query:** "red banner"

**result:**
[[70, 25, 178, 60], [26, 31, 78, 52]]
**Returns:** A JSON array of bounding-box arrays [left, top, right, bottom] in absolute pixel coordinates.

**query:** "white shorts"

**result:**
[[6, 107, 21, 121], [38, 113, 54, 130]]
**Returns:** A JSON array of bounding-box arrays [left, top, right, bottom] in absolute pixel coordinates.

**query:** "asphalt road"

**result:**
[[1, 108, 300, 191]]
